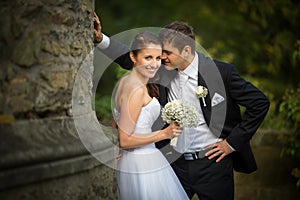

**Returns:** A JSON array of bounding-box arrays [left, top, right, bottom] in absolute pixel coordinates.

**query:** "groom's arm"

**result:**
[[95, 34, 133, 70], [225, 67, 270, 151], [93, 12, 132, 70]]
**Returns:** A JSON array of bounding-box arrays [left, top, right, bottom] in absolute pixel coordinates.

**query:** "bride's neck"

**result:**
[[130, 69, 148, 85]]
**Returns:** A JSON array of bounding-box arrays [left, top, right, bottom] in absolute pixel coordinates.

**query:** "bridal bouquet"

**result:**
[[161, 100, 200, 146]]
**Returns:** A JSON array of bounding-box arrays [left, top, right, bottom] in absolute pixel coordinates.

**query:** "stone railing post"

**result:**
[[0, 1, 117, 199]]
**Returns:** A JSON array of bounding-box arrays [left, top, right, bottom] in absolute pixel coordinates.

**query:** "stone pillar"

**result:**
[[0, 1, 117, 199], [0, 0, 93, 118]]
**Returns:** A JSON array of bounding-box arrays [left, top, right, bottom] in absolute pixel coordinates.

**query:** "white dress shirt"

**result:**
[[168, 54, 221, 153], [97, 34, 110, 49]]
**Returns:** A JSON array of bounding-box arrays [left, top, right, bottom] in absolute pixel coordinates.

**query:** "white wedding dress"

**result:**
[[114, 97, 189, 200]]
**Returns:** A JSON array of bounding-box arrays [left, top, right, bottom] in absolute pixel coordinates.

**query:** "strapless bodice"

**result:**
[[114, 97, 161, 134]]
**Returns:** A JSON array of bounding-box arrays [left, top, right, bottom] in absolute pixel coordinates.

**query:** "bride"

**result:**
[[113, 31, 189, 200]]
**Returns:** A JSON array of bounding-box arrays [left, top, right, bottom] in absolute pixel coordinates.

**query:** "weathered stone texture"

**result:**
[[0, 160, 117, 200], [0, 0, 94, 118], [0, 0, 118, 200]]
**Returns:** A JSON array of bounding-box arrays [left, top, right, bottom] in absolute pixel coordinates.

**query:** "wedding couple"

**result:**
[[94, 13, 270, 200]]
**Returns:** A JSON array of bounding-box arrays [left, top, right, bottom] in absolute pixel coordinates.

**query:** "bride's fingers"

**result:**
[[173, 128, 182, 132], [171, 123, 182, 130], [172, 132, 179, 137], [172, 129, 182, 136]]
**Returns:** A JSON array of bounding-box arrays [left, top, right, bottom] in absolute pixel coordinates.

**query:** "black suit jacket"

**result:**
[[97, 38, 270, 173]]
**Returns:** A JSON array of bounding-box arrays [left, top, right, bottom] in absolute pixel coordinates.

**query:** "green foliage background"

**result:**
[[94, 0, 300, 122], [93, 0, 300, 185], [280, 86, 300, 186]]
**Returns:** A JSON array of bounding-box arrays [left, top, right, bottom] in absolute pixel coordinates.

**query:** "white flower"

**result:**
[[161, 100, 200, 146], [195, 86, 208, 107]]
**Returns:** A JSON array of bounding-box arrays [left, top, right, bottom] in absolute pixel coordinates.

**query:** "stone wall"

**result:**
[[0, 1, 118, 199], [0, 0, 94, 119], [0, 151, 117, 200]]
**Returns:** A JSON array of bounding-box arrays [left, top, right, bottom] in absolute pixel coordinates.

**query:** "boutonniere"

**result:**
[[195, 86, 208, 107]]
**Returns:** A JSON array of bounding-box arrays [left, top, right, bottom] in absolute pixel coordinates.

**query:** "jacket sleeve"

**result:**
[[226, 67, 270, 151], [96, 37, 133, 70]]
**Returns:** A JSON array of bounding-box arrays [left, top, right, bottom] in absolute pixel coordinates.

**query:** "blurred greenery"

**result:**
[[93, 0, 300, 185], [94, 0, 299, 121], [279, 86, 300, 186]]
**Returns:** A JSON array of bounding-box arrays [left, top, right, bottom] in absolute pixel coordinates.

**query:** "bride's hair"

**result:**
[[130, 31, 162, 56], [129, 31, 162, 99]]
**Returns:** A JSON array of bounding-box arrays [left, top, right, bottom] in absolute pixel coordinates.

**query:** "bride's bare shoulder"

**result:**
[[115, 75, 145, 107], [120, 76, 143, 93]]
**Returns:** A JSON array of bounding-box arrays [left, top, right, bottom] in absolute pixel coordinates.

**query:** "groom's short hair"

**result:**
[[159, 21, 196, 54]]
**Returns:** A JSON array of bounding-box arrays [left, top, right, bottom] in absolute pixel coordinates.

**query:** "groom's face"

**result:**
[[162, 42, 188, 71]]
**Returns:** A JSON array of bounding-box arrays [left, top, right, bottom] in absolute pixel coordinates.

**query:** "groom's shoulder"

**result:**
[[209, 59, 237, 81], [212, 59, 235, 75], [197, 52, 233, 69], [213, 59, 234, 68]]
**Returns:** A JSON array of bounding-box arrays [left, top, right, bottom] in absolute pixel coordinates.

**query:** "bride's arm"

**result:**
[[117, 87, 179, 149]]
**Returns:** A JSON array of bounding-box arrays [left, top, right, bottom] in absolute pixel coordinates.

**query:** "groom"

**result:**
[[94, 13, 270, 200]]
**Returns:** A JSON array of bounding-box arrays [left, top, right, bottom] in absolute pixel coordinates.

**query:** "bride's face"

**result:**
[[130, 44, 162, 79]]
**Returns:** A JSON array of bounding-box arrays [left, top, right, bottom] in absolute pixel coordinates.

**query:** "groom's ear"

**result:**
[[129, 52, 136, 63], [182, 45, 192, 56]]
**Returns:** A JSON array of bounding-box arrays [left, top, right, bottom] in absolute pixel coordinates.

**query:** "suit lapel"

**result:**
[[197, 53, 227, 136], [157, 53, 213, 123], [157, 66, 177, 106], [197, 54, 212, 126]]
